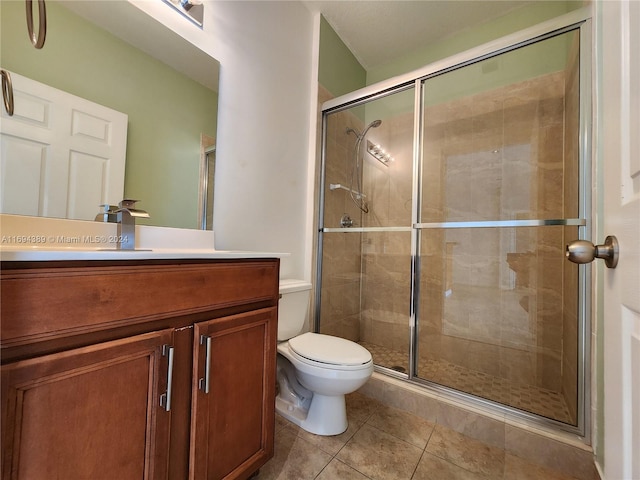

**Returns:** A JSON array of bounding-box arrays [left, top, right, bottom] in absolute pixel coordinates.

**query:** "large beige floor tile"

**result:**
[[256, 429, 331, 480], [367, 404, 435, 448], [412, 452, 492, 480], [505, 425, 598, 480], [425, 425, 505, 478], [504, 453, 585, 480], [347, 391, 383, 423], [316, 458, 371, 480], [294, 415, 365, 456], [337, 424, 423, 480]]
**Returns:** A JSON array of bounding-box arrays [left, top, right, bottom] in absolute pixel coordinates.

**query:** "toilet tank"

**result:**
[[278, 279, 312, 341]]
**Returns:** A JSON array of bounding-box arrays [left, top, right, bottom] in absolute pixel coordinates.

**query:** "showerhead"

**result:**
[[343, 119, 381, 214], [361, 119, 382, 137], [345, 119, 382, 139]]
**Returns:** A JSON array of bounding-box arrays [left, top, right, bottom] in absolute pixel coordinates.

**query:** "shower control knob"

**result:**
[[565, 236, 619, 269], [340, 214, 354, 228]]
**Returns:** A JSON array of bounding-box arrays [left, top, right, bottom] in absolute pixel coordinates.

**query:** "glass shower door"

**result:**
[[319, 86, 415, 373], [415, 28, 585, 426]]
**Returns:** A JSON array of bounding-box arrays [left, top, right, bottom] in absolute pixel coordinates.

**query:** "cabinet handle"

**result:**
[[160, 345, 175, 411], [198, 335, 212, 394]]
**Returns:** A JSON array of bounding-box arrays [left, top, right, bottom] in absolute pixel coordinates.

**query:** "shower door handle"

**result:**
[[565, 236, 619, 268]]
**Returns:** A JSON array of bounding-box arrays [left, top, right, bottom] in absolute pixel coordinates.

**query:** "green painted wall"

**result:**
[[366, 1, 585, 85], [423, 29, 575, 106], [318, 16, 366, 97], [318, 2, 582, 124], [0, 1, 218, 229]]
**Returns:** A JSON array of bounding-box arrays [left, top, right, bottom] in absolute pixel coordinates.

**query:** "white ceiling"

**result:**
[[302, 0, 535, 70]]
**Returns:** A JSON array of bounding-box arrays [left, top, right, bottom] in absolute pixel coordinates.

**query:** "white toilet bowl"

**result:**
[[276, 332, 373, 436]]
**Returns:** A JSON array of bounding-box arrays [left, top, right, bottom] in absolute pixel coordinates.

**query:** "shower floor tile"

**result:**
[[359, 341, 573, 424]]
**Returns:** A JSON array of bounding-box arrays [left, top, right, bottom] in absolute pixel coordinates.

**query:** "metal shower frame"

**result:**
[[315, 8, 593, 440]]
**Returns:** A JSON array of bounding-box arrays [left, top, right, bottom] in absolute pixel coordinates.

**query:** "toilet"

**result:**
[[276, 279, 373, 436]]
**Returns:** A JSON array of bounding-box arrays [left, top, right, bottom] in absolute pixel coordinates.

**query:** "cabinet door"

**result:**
[[191, 307, 277, 480], [1, 329, 174, 480]]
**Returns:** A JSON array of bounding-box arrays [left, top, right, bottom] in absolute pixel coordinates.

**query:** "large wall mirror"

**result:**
[[0, 0, 219, 229]]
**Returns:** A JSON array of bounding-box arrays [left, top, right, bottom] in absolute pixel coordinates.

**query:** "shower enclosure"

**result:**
[[317, 13, 591, 434]]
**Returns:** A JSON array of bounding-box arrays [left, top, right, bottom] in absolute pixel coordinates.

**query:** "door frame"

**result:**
[[595, 0, 640, 476]]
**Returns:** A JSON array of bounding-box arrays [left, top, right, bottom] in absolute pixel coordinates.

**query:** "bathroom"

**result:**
[[1, 1, 638, 479]]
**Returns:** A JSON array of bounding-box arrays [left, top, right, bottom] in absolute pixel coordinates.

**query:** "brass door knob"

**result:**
[[565, 236, 619, 268]]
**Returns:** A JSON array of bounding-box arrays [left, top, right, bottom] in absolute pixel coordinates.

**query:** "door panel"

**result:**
[[1, 329, 173, 480], [0, 71, 127, 220], [600, 1, 640, 477], [190, 308, 277, 480]]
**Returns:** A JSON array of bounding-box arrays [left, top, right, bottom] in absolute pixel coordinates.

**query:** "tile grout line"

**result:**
[[312, 407, 377, 480], [408, 426, 434, 480]]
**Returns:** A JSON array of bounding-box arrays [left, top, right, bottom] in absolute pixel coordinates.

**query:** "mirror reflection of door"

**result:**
[[199, 135, 216, 230], [0, 0, 220, 230], [0, 71, 127, 220]]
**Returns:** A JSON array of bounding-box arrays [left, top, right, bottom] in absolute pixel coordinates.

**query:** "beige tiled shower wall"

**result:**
[[417, 69, 578, 422], [360, 108, 414, 355], [318, 85, 364, 343], [318, 57, 580, 423]]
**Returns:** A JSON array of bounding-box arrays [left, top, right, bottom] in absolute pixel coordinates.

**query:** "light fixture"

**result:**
[[366, 140, 394, 166], [163, 0, 204, 28]]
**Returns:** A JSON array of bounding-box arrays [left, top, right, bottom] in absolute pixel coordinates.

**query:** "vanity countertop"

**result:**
[[0, 247, 286, 262], [0, 214, 287, 262]]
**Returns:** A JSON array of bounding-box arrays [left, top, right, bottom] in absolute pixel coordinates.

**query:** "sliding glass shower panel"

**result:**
[[358, 230, 412, 373], [416, 29, 582, 425], [321, 87, 415, 228], [420, 30, 580, 224], [319, 87, 415, 369], [318, 229, 363, 341], [417, 226, 580, 423], [319, 230, 413, 371]]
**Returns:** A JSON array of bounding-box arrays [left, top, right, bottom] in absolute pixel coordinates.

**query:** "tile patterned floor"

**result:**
[[360, 341, 573, 424], [255, 392, 585, 480]]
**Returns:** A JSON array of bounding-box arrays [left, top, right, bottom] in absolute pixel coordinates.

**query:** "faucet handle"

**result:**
[[115, 199, 150, 218], [119, 199, 141, 208], [95, 204, 118, 222], [99, 204, 118, 212]]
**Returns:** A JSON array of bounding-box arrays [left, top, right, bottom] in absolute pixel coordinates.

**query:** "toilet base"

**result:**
[[276, 392, 348, 436]]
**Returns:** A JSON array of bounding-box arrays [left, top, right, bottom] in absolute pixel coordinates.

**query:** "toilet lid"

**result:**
[[288, 332, 372, 366]]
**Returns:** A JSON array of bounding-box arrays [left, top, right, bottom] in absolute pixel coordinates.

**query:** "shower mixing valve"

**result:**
[[340, 214, 354, 228]]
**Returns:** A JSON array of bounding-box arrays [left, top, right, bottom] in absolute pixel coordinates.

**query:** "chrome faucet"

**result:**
[[94, 204, 119, 223], [114, 199, 150, 250]]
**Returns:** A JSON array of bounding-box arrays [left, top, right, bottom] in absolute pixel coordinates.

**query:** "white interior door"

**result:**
[[600, 1, 640, 479], [0, 71, 127, 220]]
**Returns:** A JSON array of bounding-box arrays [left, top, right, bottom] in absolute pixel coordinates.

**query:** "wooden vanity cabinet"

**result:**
[[191, 309, 277, 479], [1, 329, 175, 479], [0, 258, 279, 480]]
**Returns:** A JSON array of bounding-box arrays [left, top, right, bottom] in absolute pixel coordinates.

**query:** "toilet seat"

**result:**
[[288, 332, 372, 369]]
